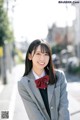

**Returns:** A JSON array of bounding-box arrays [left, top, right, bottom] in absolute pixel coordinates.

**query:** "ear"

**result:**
[[28, 53, 32, 60]]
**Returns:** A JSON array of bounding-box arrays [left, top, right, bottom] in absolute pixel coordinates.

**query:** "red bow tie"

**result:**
[[35, 75, 49, 89]]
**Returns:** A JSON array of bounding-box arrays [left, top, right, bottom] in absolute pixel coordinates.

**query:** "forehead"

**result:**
[[36, 45, 42, 51], [35, 45, 48, 53]]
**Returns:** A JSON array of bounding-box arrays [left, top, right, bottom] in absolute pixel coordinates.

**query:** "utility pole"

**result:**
[[3, 44, 7, 84], [0, 47, 3, 83], [72, 3, 80, 61], [65, 4, 68, 47], [1, 0, 9, 84], [76, 5, 80, 59]]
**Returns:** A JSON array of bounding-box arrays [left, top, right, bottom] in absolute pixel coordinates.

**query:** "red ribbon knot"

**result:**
[[35, 75, 49, 89]]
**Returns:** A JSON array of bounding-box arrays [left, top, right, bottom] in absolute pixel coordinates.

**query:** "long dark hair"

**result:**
[[23, 39, 57, 85]]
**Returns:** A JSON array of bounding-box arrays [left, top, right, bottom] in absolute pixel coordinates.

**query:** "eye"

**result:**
[[45, 53, 49, 56], [36, 53, 41, 55]]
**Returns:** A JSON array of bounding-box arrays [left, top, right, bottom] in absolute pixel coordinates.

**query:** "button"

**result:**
[[51, 106, 53, 109], [28, 80, 30, 82]]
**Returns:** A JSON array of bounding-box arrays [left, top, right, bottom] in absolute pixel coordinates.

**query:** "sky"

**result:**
[[8, 0, 76, 43]]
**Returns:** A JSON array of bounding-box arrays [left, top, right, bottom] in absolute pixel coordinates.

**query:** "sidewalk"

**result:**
[[68, 94, 80, 119], [0, 68, 15, 119], [66, 72, 80, 120], [0, 69, 13, 94]]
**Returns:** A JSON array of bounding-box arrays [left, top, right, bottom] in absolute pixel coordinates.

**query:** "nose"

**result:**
[[40, 54, 45, 61]]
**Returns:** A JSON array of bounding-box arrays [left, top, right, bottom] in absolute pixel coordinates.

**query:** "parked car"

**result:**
[[67, 56, 80, 72], [60, 49, 73, 67]]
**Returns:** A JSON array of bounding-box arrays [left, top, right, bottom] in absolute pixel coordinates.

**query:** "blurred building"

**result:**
[[73, 3, 80, 59], [46, 23, 75, 47]]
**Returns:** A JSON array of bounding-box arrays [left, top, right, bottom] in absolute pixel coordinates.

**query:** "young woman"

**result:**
[[18, 39, 70, 120]]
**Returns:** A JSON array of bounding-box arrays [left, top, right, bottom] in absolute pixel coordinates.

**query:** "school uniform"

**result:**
[[18, 69, 70, 120]]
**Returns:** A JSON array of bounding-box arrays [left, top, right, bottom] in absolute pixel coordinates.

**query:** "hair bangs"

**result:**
[[40, 44, 50, 55], [32, 43, 50, 56]]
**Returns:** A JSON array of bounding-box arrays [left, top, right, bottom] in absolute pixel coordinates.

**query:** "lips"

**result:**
[[38, 62, 45, 66]]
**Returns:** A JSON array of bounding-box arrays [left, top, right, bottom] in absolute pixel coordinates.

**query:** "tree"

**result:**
[[0, 0, 14, 84], [0, 0, 14, 46]]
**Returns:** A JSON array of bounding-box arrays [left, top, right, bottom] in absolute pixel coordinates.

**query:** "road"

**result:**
[[65, 72, 80, 120], [0, 64, 80, 120]]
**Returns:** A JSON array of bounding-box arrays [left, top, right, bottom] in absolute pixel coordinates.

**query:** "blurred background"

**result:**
[[0, 0, 80, 120]]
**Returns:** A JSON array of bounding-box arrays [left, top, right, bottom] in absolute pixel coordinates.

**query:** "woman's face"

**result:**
[[29, 45, 50, 73]]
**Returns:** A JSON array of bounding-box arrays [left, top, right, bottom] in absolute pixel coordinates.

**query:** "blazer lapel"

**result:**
[[27, 71, 46, 108], [27, 71, 52, 120], [54, 86, 60, 107], [47, 84, 60, 105], [47, 84, 55, 104]]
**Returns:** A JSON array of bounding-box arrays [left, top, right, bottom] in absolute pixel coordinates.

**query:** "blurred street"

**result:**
[[0, 64, 80, 120]]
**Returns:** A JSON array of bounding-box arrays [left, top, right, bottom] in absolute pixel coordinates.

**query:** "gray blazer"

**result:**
[[18, 69, 70, 120]]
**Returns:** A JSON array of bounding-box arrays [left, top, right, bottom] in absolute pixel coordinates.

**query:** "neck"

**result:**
[[32, 68, 44, 76]]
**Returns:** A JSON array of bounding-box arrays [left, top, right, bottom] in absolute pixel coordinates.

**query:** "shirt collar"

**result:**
[[32, 69, 46, 80]]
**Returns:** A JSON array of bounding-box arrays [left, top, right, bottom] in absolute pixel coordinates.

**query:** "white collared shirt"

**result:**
[[32, 69, 46, 80]]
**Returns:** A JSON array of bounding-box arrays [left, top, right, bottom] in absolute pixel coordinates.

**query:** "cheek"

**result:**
[[46, 57, 49, 63], [32, 57, 37, 63]]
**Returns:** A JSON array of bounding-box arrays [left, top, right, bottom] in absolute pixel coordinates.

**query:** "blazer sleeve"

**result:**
[[58, 71, 70, 120], [18, 81, 45, 120]]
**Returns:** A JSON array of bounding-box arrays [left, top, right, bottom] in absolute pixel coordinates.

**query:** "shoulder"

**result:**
[[55, 69, 67, 85], [55, 69, 65, 77], [18, 76, 29, 89]]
